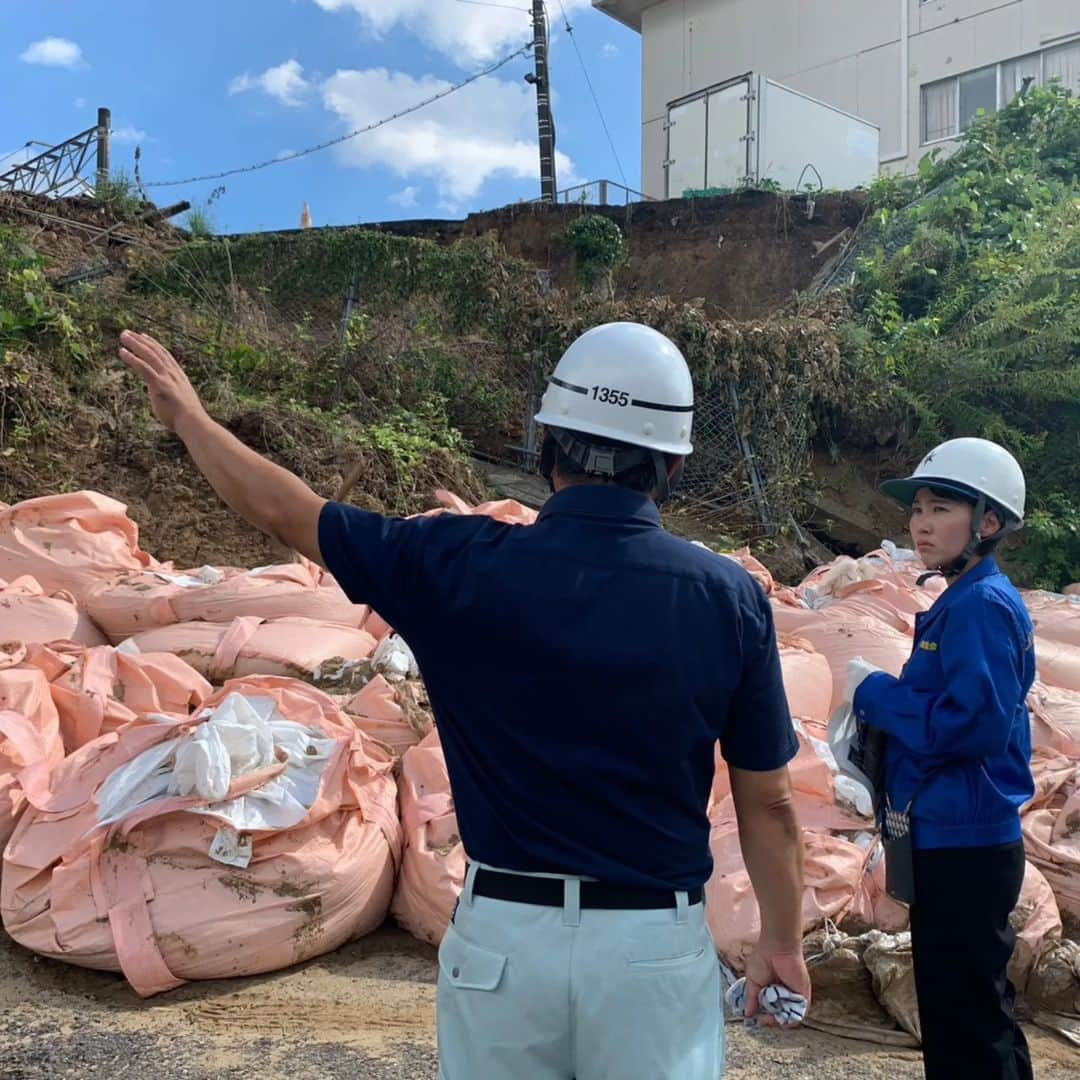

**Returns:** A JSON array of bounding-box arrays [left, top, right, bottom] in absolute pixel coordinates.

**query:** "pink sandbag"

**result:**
[[1008, 861, 1063, 993], [823, 578, 935, 634], [710, 733, 866, 834], [794, 617, 913, 714], [721, 548, 774, 595], [0, 575, 107, 646], [1022, 766, 1080, 926], [1035, 636, 1080, 693], [705, 818, 867, 969], [433, 489, 538, 526], [799, 548, 944, 600], [343, 674, 433, 756], [0, 666, 64, 847], [85, 561, 366, 644], [771, 594, 824, 636], [847, 842, 910, 934], [23, 643, 212, 753], [778, 635, 833, 729], [0, 492, 159, 601], [125, 616, 378, 683], [392, 729, 464, 946], [1022, 591, 1080, 648], [1, 676, 401, 996], [1029, 683, 1080, 760]]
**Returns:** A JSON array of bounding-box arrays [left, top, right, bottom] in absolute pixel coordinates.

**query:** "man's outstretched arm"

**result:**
[[119, 330, 326, 563]]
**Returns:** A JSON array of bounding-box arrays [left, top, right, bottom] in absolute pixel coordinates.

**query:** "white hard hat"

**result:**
[[534, 322, 694, 455], [881, 437, 1025, 522]]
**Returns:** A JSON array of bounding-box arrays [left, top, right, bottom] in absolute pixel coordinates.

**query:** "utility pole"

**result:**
[[95, 107, 111, 192], [527, 0, 557, 202]]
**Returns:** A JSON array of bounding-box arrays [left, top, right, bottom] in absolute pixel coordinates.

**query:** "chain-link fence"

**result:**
[[487, 364, 812, 537], [807, 179, 955, 299]]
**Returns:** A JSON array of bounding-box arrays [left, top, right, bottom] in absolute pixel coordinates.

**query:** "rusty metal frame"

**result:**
[[0, 125, 99, 198]]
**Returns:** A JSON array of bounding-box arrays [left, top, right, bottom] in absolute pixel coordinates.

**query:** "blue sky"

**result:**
[[0, 0, 642, 233]]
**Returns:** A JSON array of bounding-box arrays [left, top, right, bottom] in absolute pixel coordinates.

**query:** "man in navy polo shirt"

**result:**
[[119, 322, 808, 1079]]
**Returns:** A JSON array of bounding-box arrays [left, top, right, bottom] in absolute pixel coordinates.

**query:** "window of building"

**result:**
[[922, 78, 957, 143], [958, 65, 998, 131], [1044, 40, 1080, 97], [920, 38, 1080, 144], [1001, 53, 1041, 107]]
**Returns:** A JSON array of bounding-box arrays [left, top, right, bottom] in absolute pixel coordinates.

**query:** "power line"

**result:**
[[0, 142, 32, 170], [554, 0, 627, 186], [145, 42, 533, 188], [454, 0, 529, 11]]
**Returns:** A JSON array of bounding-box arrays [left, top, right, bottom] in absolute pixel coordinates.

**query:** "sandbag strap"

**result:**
[[99, 842, 186, 997], [209, 616, 264, 682]]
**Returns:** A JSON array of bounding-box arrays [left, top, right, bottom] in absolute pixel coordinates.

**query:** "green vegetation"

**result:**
[[562, 214, 626, 292], [833, 83, 1080, 588]]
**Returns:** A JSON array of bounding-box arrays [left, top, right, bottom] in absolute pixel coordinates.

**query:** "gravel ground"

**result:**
[[0, 925, 1075, 1079]]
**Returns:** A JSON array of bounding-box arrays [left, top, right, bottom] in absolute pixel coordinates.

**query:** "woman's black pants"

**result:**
[[910, 840, 1033, 1080]]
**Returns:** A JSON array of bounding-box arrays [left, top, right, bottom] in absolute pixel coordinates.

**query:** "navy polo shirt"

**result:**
[[319, 485, 797, 890]]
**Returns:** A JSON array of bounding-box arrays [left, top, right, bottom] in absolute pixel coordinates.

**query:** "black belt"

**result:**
[[472, 868, 703, 910]]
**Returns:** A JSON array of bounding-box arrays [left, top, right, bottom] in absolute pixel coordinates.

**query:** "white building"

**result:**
[[593, 0, 1080, 198]]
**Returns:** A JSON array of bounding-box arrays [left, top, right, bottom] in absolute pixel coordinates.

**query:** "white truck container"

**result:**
[[663, 73, 880, 198]]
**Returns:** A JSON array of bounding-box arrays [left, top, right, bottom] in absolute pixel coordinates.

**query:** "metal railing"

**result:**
[[532, 178, 655, 206]]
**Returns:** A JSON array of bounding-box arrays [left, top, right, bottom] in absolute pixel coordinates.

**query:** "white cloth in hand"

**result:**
[[725, 977, 808, 1027]]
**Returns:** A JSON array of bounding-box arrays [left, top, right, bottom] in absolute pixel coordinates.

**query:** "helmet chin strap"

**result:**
[[918, 494, 1018, 584]]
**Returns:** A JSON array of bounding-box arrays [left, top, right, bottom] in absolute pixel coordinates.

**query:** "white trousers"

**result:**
[[437, 863, 724, 1080]]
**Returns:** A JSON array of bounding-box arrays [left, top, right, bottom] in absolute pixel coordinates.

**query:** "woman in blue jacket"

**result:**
[[851, 437, 1035, 1080]]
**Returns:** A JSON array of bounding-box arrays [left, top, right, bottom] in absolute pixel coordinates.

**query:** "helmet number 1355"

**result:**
[[591, 386, 630, 406]]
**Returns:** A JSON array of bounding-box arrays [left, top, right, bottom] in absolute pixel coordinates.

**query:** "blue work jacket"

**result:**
[[853, 558, 1035, 849]]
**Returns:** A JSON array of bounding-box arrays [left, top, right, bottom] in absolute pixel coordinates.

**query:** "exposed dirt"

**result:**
[[258, 191, 867, 321], [0, 924, 1075, 1079]]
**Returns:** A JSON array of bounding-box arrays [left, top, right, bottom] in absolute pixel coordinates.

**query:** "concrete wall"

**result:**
[[627, 0, 1079, 198]]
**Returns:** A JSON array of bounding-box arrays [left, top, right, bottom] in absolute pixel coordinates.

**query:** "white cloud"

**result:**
[[111, 125, 147, 144], [229, 59, 310, 106], [276, 149, 298, 160], [74, 97, 87, 110], [601, 42, 618, 58], [390, 185, 419, 209], [312, 0, 591, 67], [20, 37, 84, 68], [322, 66, 579, 205]]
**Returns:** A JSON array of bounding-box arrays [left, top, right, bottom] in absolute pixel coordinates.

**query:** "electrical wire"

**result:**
[[0, 142, 32, 171], [553, 0, 627, 186], [454, 0, 530, 11], [145, 42, 533, 188]]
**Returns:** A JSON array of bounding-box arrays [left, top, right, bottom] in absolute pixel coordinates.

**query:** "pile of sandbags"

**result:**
[[0, 486, 1077, 1017], [1, 677, 401, 997]]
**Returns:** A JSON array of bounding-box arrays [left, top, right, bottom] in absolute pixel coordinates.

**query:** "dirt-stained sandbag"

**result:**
[[85, 561, 365, 644], [0, 576, 107, 646], [124, 616, 378, 683], [22, 643, 211, 753], [0, 665, 65, 847], [1, 676, 401, 996], [392, 729, 464, 946], [0, 492, 159, 601]]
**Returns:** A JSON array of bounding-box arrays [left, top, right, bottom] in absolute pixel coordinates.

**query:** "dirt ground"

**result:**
[[0, 922, 1075, 1080]]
